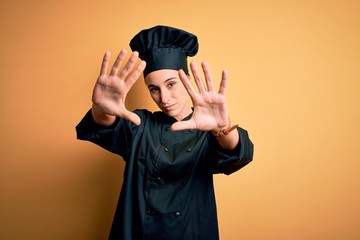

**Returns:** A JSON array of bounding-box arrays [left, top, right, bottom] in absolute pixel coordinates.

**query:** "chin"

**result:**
[[162, 109, 179, 119]]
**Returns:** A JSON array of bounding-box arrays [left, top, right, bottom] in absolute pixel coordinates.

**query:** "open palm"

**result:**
[[171, 61, 230, 132], [92, 49, 146, 125]]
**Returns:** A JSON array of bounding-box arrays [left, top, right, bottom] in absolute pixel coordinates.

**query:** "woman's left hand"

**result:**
[[170, 60, 230, 132]]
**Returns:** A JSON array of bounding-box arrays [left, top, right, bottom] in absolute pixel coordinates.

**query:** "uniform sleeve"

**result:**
[[212, 127, 254, 175], [75, 109, 135, 158]]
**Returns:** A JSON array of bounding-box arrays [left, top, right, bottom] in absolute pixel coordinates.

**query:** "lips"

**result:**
[[162, 103, 175, 111]]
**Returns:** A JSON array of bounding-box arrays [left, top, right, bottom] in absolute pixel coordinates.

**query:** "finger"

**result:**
[[170, 119, 196, 131], [218, 69, 228, 95], [126, 60, 146, 87], [201, 61, 215, 92], [110, 49, 127, 76], [190, 61, 206, 93], [119, 51, 140, 80], [123, 111, 141, 126], [100, 51, 110, 76], [117, 110, 141, 125], [179, 69, 198, 99]]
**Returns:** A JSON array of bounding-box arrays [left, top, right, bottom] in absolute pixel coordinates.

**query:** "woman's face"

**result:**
[[145, 69, 192, 121]]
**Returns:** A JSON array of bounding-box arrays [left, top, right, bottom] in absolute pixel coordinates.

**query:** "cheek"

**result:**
[[177, 85, 189, 98], [149, 92, 160, 103]]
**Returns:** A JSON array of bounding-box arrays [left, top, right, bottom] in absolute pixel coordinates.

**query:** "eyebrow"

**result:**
[[147, 77, 178, 89]]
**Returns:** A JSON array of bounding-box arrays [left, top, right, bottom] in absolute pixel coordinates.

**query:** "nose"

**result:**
[[160, 89, 170, 104]]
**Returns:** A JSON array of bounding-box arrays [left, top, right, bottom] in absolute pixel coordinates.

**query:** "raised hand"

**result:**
[[92, 49, 146, 125], [170, 60, 230, 132]]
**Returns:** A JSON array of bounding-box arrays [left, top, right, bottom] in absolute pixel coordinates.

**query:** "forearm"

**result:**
[[212, 127, 239, 150], [91, 104, 116, 126], [210, 115, 240, 150]]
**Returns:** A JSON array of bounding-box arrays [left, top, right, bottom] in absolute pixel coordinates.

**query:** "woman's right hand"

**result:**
[[91, 49, 146, 126]]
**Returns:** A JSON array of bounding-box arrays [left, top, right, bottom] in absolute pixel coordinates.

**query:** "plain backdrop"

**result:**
[[1, 0, 359, 239]]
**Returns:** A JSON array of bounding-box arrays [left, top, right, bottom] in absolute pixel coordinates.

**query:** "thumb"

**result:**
[[170, 120, 196, 131], [122, 111, 141, 126]]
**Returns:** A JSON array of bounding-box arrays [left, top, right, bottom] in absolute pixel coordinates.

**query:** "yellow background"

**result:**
[[1, 0, 359, 239]]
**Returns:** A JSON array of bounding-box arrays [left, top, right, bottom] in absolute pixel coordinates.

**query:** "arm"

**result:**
[[76, 109, 135, 157], [212, 127, 253, 175], [91, 49, 146, 126]]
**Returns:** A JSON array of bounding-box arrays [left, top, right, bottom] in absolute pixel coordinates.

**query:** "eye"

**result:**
[[167, 81, 176, 88], [149, 86, 159, 93]]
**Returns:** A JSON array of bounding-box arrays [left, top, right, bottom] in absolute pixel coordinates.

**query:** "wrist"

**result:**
[[211, 118, 238, 137], [91, 105, 116, 126]]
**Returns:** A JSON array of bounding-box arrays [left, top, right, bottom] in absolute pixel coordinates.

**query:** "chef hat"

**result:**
[[129, 25, 199, 77]]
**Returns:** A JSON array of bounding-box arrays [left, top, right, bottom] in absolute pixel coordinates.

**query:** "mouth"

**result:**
[[162, 103, 176, 111]]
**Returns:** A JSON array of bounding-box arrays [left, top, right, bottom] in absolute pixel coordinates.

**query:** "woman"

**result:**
[[76, 25, 253, 240]]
